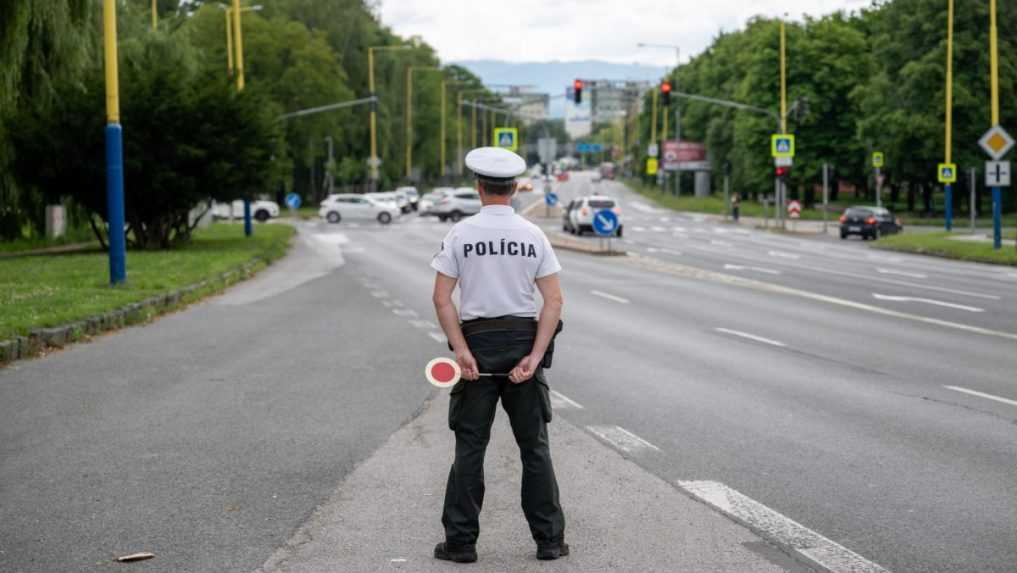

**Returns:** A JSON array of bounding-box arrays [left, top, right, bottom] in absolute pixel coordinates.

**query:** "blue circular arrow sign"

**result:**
[[285, 193, 302, 209], [545, 192, 559, 206], [592, 209, 619, 236]]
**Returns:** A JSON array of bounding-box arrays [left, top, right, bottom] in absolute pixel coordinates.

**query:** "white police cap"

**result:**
[[465, 147, 526, 180]]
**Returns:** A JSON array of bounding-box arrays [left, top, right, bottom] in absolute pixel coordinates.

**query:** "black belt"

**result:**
[[461, 316, 538, 337]]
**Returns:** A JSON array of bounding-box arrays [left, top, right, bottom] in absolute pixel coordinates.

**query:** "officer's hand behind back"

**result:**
[[457, 350, 480, 381], [508, 354, 540, 384]]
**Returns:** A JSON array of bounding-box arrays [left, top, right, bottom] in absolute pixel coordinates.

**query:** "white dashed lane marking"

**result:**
[[715, 328, 786, 348], [586, 425, 660, 453], [409, 319, 437, 329], [872, 294, 984, 313], [370, 290, 389, 298], [876, 267, 927, 279], [590, 290, 630, 304], [392, 308, 419, 317], [428, 332, 447, 343], [724, 264, 781, 275], [944, 385, 1017, 408], [549, 390, 583, 410], [677, 480, 889, 573]]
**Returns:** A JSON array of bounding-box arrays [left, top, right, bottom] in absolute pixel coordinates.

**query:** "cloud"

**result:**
[[379, 0, 867, 66]]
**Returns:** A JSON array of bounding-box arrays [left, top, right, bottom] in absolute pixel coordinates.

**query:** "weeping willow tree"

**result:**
[[0, 0, 98, 239]]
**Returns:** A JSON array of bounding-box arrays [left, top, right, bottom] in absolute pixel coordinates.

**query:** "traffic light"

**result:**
[[775, 166, 790, 182], [660, 81, 672, 106], [573, 79, 583, 104]]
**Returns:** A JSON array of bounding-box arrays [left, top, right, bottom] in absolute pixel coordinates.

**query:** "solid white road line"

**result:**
[[944, 386, 1017, 408], [677, 480, 889, 573], [715, 328, 787, 347], [724, 264, 781, 275], [872, 294, 984, 313], [549, 390, 584, 409], [586, 425, 660, 453], [876, 267, 927, 279], [710, 240, 733, 247], [768, 250, 801, 260], [428, 331, 447, 343], [590, 290, 630, 304]]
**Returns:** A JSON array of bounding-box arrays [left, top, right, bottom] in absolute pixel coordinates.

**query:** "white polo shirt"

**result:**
[[430, 204, 561, 321]]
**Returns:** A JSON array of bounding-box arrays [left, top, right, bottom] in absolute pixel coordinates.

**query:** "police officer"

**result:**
[[430, 147, 567, 563]]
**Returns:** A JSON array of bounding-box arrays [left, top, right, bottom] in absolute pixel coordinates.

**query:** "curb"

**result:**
[[0, 253, 280, 368], [548, 233, 628, 257]]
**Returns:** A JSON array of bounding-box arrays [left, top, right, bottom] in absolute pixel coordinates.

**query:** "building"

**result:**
[[588, 80, 650, 123], [500, 86, 549, 124]]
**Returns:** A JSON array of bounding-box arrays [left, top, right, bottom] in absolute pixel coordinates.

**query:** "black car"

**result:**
[[839, 206, 902, 240]]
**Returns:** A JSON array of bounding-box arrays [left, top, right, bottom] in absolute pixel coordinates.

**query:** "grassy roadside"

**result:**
[[0, 223, 295, 341], [874, 232, 1017, 266], [623, 178, 1017, 227]]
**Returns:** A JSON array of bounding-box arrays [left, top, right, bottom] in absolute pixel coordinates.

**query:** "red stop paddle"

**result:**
[[425, 357, 510, 388]]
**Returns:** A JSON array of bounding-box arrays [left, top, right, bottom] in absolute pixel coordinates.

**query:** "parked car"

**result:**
[[319, 194, 400, 225], [563, 195, 623, 236], [839, 206, 902, 240], [396, 186, 420, 211], [431, 188, 482, 222], [212, 199, 280, 222], [419, 187, 454, 215]]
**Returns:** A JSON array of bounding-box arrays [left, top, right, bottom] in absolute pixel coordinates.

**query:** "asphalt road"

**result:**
[[2, 175, 1016, 572], [329, 176, 1017, 573]]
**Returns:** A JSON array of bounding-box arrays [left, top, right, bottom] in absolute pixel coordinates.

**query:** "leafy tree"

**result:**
[[10, 29, 283, 249]]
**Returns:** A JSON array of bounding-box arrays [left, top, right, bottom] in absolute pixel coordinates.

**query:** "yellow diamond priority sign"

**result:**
[[979, 126, 1014, 160]]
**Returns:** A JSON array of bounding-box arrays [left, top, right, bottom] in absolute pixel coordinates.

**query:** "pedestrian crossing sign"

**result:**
[[494, 127, 518, 151], [646, 158, 658, 175], [938, 163, 957, 184], [771, 134, 795, 159]]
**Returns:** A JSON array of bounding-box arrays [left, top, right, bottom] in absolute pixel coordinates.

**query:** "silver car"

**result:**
[[431, 188, 481, 222], [319, 194, 400, 225]]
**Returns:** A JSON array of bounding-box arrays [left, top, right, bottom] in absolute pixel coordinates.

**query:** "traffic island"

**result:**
[[0, 223, 296, 367], [547, 232, 627, 256]]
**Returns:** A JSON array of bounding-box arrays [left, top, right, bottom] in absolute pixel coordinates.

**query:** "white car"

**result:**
[[431, 188, 481, 222], [212, 199, 280, 222], [319, 194, 400, 225], [420, 187, 454, 214], [368, 191, 410, 213], [562, 195, 623, 236], [395, 186, 420, 211]]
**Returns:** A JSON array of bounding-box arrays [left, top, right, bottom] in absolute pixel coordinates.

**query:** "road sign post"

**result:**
[[939, 163, 958, 231], [592, 208, 619, 253], [822, 163, 830, 235], [544, 190, 558, 218]]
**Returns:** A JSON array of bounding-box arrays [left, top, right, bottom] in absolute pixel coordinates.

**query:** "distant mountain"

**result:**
[[453, 60, 669, 118]]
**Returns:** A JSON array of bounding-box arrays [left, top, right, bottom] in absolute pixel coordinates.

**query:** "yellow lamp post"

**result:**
[[368, 45, 411, 190], [151, 0, 158, 30], [944, 0, 955, 231], [780, 17, 788, 134], [406, 66, 443, 180], [220, 5, 262, 76]]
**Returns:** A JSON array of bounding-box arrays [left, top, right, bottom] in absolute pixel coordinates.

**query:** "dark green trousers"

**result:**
[[442, 329, 565, 547]]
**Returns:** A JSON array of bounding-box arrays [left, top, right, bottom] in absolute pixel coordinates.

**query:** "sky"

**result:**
[[378, 0, 871, 66]]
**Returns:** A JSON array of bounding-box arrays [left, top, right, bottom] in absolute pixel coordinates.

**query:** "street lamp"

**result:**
[[638, 42, 682, 195], [217, 4, 262, 77], [368, 45, 411, 191]]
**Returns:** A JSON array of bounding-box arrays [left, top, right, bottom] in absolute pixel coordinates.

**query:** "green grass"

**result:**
[[625, 178, 835, 221], [0, 228, 97, 254], [0, 223, 295, 340], [874, 232, 1017, 266]]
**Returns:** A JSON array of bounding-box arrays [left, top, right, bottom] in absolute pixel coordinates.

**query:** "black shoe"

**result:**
[[434, 542, 478, 563], [536, 541, 570, 561]]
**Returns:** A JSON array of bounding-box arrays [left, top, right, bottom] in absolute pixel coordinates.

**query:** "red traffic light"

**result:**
[[660, 81, 671, 93], [574, 79, 584, 90], [775, 166, 790, 178], [573, 79, 583, 104]]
